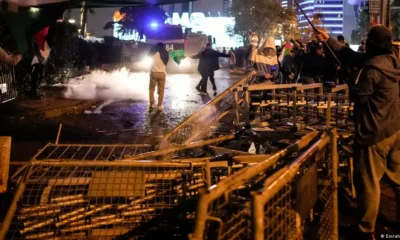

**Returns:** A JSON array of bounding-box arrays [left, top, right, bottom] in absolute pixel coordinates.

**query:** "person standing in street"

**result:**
[[229, 47, 236, 73], [192, 43, 229, 95], [316, 25, 400, 240], [148, 42, 169, 111]]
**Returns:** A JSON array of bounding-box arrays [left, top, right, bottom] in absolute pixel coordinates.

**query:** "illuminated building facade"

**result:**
[[160, 0, 242, 47], [282, 0, 345, 35]]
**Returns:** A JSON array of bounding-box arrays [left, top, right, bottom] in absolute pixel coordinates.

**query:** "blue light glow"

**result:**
[[150, 22, 159, 28]]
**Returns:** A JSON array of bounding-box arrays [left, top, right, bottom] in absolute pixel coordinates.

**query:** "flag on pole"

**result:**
[[278, 42, 293, 63], [1, 7, 64, 54], [169, 50, 185, 65]]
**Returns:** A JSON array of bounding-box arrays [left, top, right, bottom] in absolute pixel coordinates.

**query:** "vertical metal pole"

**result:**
[[0, 182, 26, 239], [292, 87, 297, 128], [205, 158, 211, 188], [55, 123, 63, 144], [330, 128, 339, 240], [244, 86, 250, 127], [233, 89, 240, 127], [79, 1, 88, 37], [326, 91, 332, 128], [252, 194, 264, 240], [349, 156, 357, 198], [387, 0, 391, 29]]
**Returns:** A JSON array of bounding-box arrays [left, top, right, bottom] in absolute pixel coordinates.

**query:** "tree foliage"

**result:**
[[229, 0, 297, 46], [350, 9, 370, 44], [104, 6, 167, 40]]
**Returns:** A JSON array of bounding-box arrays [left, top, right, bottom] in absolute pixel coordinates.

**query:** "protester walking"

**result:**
[[229, 48, 236, 72], [148, 42, 169, 111], [317, 25, 400, 240], [192, 43, 229, 95]]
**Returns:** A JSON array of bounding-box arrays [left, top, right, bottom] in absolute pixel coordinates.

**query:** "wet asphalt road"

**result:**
[[2, 69, 242, 161]]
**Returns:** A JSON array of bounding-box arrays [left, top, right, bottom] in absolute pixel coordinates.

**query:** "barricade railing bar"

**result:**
[[189, 130, 319, 240], [160, 72, 257, 148], [251, 128, 339, 240]]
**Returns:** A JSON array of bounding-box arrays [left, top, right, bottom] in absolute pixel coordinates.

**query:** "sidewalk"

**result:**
[[0, 86, 100, 120]]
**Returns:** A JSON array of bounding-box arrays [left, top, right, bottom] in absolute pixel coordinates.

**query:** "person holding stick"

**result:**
[[316, 26, 400, 240]]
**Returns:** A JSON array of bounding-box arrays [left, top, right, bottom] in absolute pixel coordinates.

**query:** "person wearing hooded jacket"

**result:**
[[148, 42, 169, 111], [317, 25, 400, 240], [247, 37, 279, 83]]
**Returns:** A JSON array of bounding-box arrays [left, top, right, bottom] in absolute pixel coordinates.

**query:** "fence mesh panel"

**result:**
[[4, 161, 209, 239], [255, 132, 336, 240], [263, 184, 297, 240], [34, 144, 153, 161]]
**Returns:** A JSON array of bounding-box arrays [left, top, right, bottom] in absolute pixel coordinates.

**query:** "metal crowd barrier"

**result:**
[[252, 128, 339, 240], [0, 158, 220, 239], [243, 83, 351, 129], [0, 63, 17, 104], [189, 130, 320, 240], [160, 72, 257, 149]]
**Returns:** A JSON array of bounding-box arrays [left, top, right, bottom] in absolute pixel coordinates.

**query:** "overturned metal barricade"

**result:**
[[160, 72, 257, 148], [252, 128, 339, 240], [0, 159, 217, 239], [31, 143, 154, 161], [189, 130, 319, 240], [0, 63, 17, 104]]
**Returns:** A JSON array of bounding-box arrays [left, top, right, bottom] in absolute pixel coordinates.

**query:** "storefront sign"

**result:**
[[369, 0, 381, 26]]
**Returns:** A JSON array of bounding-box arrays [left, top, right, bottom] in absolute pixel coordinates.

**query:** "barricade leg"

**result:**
[[330, 128, 339, 240]]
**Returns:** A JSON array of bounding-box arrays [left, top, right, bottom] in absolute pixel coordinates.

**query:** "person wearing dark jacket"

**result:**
[[317, 25, 400, 240], [148, 42, 169, 111], [192, 43, 229, 95], [281, 49, 296, 83], [297, 42, 325, 84]]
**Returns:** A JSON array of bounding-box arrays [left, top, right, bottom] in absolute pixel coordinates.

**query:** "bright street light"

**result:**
[[68, 19, 76, 24], [30, 7, 39, 13]]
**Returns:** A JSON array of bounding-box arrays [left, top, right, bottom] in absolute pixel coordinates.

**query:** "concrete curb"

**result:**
[[4, 100, 101, 121]]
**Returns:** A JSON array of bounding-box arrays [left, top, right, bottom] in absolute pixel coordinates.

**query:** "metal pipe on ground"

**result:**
[[126, 135, 235, 160]]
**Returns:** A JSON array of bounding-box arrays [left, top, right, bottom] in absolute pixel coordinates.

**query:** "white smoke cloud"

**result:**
[[64, 68, 150, 101]]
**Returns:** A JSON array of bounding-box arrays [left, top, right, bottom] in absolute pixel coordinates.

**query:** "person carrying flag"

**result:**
[[148, 42, 169, 111]]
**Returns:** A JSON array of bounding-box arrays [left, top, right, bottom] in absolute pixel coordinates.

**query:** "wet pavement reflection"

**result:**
[[61, 69, 242, 144]]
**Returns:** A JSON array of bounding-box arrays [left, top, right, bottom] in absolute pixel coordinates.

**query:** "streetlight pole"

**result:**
[[80, 1, 88, 37]]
